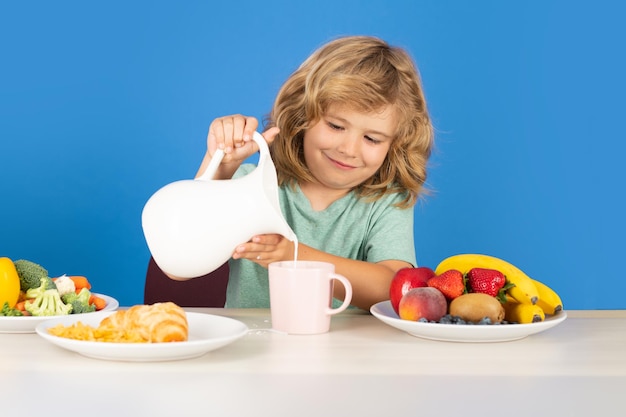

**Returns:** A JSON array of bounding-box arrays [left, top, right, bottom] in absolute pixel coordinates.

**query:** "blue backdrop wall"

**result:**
[[2, 1, 624, 309]]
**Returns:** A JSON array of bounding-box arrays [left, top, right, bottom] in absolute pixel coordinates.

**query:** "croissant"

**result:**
[[99, 302, 188, 342]]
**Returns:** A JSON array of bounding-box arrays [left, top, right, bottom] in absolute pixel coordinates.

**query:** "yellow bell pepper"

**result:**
[[0, 257, 21, 308]]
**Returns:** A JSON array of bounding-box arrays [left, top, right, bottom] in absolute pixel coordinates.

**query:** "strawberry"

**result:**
[[465, 268, 509, 302], [427, 269, 465, 300]]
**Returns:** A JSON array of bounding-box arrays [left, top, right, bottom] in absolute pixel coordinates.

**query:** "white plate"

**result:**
[[370, 300, 567, 343], [0, 294, 119, 334], [35, 311, 249, 361]]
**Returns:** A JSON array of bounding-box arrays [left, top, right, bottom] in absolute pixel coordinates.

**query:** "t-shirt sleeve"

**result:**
[[363, 195, 417, 266], [232, 163, 256, 179]]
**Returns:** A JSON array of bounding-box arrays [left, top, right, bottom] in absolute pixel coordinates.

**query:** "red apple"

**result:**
[[389, 266, 435, 314], [398, 287, 447, 322]]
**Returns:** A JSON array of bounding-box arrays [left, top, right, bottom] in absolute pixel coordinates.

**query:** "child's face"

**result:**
[[302, 103, 396, 192]]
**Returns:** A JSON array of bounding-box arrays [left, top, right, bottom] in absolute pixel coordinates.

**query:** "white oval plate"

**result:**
[[370, 300, 567, 343], [35, 311, 249, 361], [0, 294, 119, 334]]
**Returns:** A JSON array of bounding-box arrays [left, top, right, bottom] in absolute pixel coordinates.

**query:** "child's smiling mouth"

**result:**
[[325, 154, 357, 170]]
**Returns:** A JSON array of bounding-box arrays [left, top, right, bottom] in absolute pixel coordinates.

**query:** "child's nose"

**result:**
[[337, 134, 359, 156]]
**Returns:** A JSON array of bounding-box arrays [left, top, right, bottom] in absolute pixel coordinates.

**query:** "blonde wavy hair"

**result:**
[[266, 35, 434, 208]]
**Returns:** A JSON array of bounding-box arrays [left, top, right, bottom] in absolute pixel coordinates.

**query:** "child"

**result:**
[[194, 35, 434, 310]]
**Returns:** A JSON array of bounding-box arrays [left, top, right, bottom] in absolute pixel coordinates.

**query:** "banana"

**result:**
[[435, 253, 539, 305], [507, 285, 538, 306], [532, 279, 563, 315], [503, 299, 545, 323]]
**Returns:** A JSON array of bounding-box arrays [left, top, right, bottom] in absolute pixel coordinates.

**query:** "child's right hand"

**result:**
[[197, 115, 279, 180], [207, 114, 279, 165]]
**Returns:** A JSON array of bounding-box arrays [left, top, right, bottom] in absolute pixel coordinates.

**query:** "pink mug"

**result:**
[[268, 261, 352, 335]]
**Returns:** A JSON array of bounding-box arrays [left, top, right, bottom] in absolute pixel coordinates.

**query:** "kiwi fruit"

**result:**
[[449, 293, 505, 323]]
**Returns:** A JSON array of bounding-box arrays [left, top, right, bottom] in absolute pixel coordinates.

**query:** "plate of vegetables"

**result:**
[[0, 258, 119, 333]]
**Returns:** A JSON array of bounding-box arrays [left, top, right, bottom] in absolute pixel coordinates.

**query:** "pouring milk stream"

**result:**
[[142, 132, 298, 278]]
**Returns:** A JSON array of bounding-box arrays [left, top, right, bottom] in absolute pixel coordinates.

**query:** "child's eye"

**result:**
[[365, 135, 382, 144], [328, 122, 343, 130]]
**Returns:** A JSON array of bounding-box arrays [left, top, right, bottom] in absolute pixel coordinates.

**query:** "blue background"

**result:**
[[1, 1, 624, 309]]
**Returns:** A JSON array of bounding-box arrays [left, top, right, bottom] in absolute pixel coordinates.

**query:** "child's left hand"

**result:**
[[232, 234, 296, 268]]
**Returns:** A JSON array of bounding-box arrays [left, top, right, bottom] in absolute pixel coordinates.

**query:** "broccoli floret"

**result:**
[[25, 277, 57, 299], [0, 301, 23, 316], [23, 278, 72, 316], [14, 259, 56, 292], [61, 288, 95, 314]]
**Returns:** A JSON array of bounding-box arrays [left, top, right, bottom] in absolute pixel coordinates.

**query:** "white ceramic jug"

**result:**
[[141, 132, 297, 278]]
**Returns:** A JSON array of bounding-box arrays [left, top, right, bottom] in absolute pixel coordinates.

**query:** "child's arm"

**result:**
[[233, 235, 409, 310], [298, 242, 408, 310]]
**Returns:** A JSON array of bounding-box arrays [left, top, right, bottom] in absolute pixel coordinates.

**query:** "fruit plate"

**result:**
[[35, 311, 249, 362], [370, 300, 567, 343], [0, 294, 119, 334]]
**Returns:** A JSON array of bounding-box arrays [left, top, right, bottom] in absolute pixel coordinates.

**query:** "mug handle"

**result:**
[[326, 273, 353, 315]]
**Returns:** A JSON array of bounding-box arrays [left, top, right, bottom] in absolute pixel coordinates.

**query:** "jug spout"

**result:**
[[268, 216, 298, 243]]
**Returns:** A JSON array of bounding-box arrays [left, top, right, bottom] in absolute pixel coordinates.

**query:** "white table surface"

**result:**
[[2, 308, 625, 417]]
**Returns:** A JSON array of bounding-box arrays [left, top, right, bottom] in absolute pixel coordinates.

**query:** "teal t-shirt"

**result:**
[[225, 164, 417, 308]]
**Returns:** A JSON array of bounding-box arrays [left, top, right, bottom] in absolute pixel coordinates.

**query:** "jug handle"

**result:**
[[196, 132, 269, 181]]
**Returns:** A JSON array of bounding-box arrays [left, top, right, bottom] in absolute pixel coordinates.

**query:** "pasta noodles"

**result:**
[[47, 302, 188, 343]]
